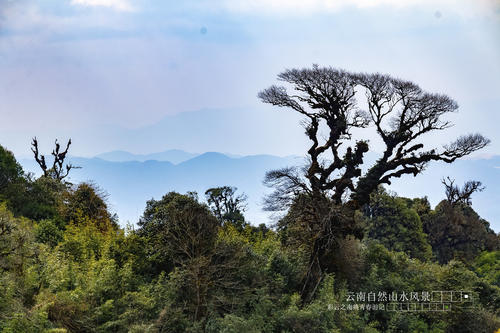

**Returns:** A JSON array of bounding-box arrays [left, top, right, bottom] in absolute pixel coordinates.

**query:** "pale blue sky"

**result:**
[[1, 0, 499, 158]]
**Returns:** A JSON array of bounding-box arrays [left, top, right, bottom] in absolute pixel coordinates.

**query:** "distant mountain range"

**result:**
[[20, 151, 303, 225], [95, 149, 198, 164], [95, 149, 244, 164], [19, 151, 500, 231]]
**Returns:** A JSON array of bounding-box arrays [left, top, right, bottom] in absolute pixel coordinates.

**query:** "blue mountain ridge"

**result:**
[[96, 149, 198, 164], [19, 152, 499, 231]]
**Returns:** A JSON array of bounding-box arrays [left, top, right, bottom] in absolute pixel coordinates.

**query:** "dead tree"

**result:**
[[259, 65, 490, 301], [442, 177, 484, 206], [31, 137, 80, 181]]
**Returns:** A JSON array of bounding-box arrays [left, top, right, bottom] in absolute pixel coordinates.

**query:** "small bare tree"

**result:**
[[31, 137, 80, 181], [442, 177, 484, 206]]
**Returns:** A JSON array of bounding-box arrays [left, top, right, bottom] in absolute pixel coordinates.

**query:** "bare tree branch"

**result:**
[[259, 65, 490, 302], [442, 177, 485, 206], [30, 138, 80, 181], [260, 65, 490, 209]]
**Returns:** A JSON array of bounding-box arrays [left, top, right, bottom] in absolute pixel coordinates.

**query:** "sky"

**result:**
[[1, 0, 500, 206], [0, 0, 499, 157]]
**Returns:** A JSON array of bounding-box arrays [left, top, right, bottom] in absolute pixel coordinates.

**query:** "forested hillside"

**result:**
[[1, 66, 500, 332], [1, 142, 500, 332]]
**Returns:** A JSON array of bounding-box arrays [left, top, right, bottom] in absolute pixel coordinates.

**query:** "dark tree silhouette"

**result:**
[[259, 65, 490, 301], [31, 138, 80, 181], [260, 65, 489, 209], [205, 186, 247, 229], [442, 177, 485, 206], [423, 200, 499, 264]]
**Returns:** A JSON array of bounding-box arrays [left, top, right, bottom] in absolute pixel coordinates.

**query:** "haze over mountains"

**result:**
[[20, 151, 302, 225], [96, 149, 199, 164], [19, 150, 500, 231]]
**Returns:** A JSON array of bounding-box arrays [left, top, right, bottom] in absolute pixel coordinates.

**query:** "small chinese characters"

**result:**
[[330, 290, 473, 312]]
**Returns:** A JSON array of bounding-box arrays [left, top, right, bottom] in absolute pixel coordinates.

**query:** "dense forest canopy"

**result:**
[[0, 67, 499, 332]]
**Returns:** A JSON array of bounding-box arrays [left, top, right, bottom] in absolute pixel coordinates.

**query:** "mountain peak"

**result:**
[[96, 149, 197, 164]]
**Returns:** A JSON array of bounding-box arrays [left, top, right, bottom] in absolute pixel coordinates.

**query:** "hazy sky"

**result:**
[[1, 0, 499, 158]]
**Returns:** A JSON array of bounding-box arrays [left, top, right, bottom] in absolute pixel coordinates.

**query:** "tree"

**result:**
[[442, 177, 484, 206], [63, 182, 118, 232], [0, 144, 67, 221], [0, 145, 24, 194], [205, 186, 247, 229], [139, 193, 264, 325], [423, 201, 499, 264], [364, 188, 432, 261], [137, 192, 219, 320], [474, 250, 500, 287], [0, 204, 24, 272], [31, 137, 79, 181], [138, 192, 219, 266], [13, 175, 67, 222], [259, 65, 489, 210], [259, 65, 490, 301], [0, 145, 30, 216]]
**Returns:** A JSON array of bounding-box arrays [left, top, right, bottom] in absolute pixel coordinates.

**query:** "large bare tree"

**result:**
[[259, 65, 490, 301]]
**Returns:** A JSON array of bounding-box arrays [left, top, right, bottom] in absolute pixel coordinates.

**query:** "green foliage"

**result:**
[[138, 192, 220, 279], [358, 242, 500, 332], [475, 250, 500, 287], [365, 188, 433, 261], [12, 175, 67, 222], [0, 145, 24, 193], [0, 204, 34, 275], [205, 186, 247, 230], [0, 144, 64, 222], [0, 204, 52, 332], [59, 221, 110, 262], [34, 219, 64, 247], [1, 142, 499, 331], [423, 201, 500, 264], [63, 182, 118, 232], [277, 193, 331, 250], [386, 312, 434, 333], [138, 192, 219, 257]]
